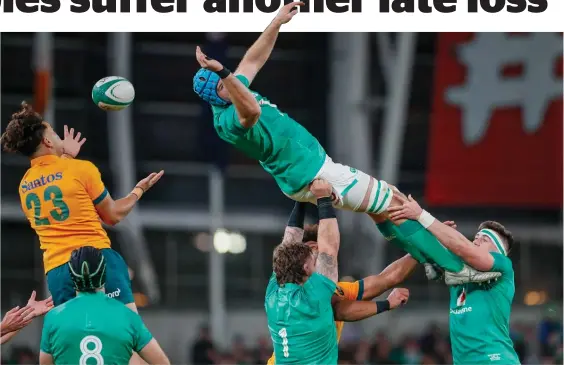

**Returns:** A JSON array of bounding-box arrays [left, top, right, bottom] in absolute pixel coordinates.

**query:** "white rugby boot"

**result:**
[[444, 264, 501, 286], [424, 263, 444, 281]]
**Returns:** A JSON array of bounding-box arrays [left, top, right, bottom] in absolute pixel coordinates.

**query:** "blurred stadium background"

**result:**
[[1, 32, 562, 364]]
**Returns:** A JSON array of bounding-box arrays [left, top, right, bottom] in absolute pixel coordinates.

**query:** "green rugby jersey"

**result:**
[[449, 252, 520, 365], [40, 292, 152, 365], [265, 272, 338, 365], [212, 75, 326, 195]]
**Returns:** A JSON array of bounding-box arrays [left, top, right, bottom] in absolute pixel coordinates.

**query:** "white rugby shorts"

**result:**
[[287, 155, 394, 214]]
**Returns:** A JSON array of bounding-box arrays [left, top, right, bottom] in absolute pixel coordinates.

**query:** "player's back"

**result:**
[[265, 273, 338, 364], [41, 292, 152, 365], [266, 280, 363, 365], [212, 75, 326, 196], [19, 155, 111, 272]]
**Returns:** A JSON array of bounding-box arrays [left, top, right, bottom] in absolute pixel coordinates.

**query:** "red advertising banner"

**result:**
[[426, 33, 563, 207]]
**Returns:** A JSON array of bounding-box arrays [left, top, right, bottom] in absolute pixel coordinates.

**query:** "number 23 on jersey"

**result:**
[[25, 185, 70, 226]]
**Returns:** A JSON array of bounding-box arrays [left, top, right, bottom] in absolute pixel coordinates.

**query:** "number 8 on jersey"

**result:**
[[80, 335, 104, 365]]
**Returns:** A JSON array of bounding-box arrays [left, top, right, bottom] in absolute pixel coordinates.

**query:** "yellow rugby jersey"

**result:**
[[19, 155, 111, 273], [267, 280, 364, 365]]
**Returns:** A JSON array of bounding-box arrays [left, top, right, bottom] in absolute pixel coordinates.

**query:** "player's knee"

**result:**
[[388, 185, 407, 207], [389, 184, 405, 198]]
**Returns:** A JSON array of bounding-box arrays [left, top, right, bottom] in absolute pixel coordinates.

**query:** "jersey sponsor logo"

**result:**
[[426, 33, 563, 207], [106, 288, 121, 299], [456, 288, 467, 307], [452, 288, 471, 314], [21, 172, 63, 193], [488, 353, 501, 361], [450, 306, 473, 315]]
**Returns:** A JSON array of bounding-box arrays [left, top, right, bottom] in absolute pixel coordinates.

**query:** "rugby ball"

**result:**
[[92, 76, 135, 111]]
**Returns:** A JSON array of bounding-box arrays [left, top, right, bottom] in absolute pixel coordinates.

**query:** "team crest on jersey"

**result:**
[[456, 288, 467, 307]]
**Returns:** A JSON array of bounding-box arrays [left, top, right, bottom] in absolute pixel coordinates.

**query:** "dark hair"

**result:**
[[68, 246, 106, 292], [273, 242, 312, 286], [479, 220, 514, 254], [1, 102, 46, 157], [302, 224, 318, 243]]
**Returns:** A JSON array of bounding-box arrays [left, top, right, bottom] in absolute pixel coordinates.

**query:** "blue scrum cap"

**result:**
[[193, 68, 230, 107]]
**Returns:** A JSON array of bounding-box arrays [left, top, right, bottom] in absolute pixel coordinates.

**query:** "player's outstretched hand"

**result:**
[[309, 179, 332, 199], [388, 194, 423, 222], [196, 46, 224, 72], [26, 291, 54, 318], [136, 170, 165, 193], [0, 305, 34, 335], [387, 288, 410, 309], [275, 2, 304, 25], [62, 125, 86, 158]]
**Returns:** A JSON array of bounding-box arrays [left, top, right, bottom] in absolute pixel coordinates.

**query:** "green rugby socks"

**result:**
[[376, 221, 428, 264], [395, 220, 464, 273]]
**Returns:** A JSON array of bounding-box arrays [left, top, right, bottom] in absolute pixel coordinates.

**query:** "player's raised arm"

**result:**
[[333, 288, 409, 322], [389, 195, 494, 271], [310, 179, 340, 283], [94, 169, 164, 226], [235, 2, 304, 84], [360, 254, 418, 300], [195, 47, 261, 129], [279, 201, 307, 246]]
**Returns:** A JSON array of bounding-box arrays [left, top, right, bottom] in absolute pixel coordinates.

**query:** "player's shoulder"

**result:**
[[234, 73, 250, 87], [212, 104, 235, 118], [491, 252, 514, 272], [99, 293, 128, 308], [80, 293, 133, 316], [66, 158, 98, 171], [306, 272, 337, 293], [265, 272, 279, 296], [105, 297, 141, 319], [44, 296, 77, 321], [64, 159, 102, 181]]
